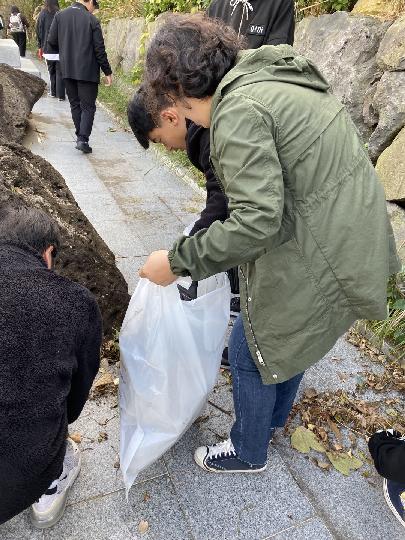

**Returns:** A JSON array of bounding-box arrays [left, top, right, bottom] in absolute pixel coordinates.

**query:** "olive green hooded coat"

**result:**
[[168, 45, 401, 384]]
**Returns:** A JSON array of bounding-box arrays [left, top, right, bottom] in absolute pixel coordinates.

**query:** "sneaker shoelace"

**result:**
[[207, 439, 236, 460]]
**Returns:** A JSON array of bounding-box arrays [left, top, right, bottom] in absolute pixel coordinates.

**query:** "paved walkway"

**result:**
[[1, 62, 403, 540]]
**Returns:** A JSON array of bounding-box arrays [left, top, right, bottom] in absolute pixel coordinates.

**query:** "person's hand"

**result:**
[[104, 74, 113, 87], [37, 48, 43, 60], [139, 250, 177, 286]]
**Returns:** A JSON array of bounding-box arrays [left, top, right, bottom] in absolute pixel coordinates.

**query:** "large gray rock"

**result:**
[[375, 127, 405, 203], [0, 39, 21, 68], [295, 11, 390, 141], [365, 71, 405, 162], [103, 18, 131, 71], [122, 18, 145, 73], [376, 14, 405, 71], [104, 17, 145, 74], [386, 202, 405, 267]]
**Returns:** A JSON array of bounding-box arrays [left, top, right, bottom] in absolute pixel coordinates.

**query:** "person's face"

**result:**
[[176, 97, 213, 128], [149, 107, 187, 151], [87, 0, 97, 14]]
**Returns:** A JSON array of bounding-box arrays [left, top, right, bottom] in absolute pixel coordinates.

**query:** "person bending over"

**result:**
[[369, 429, 405, 528], [0, 202, 102, 528], [139, 14, 400, 474]]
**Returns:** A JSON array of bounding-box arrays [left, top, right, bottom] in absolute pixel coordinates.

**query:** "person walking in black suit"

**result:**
[[36, 0, 66, 101], [47, 0, 112, 154]]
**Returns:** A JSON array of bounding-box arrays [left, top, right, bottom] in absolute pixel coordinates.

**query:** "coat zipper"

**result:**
[[239, 267, 266, 367]]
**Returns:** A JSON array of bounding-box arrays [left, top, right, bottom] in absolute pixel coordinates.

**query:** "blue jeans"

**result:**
[[229, 315, 304, 466]]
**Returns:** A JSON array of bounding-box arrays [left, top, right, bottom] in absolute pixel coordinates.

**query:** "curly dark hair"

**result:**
[[145, 14, 245, 100]]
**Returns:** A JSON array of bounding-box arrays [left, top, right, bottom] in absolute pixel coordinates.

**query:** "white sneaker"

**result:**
[[31, 438, 81, 529]]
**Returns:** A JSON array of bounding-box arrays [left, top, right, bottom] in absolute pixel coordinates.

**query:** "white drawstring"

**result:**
[[230, 0, 254, 37]]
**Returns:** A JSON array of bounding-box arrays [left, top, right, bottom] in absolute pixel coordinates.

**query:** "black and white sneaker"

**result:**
[[383, 479, 405, 528], [31, 438, 81, 529], [194, 439, 267, 473]]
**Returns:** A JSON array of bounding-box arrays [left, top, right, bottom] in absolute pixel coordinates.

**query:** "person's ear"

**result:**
[[160, 108, 179, 127], [42, 245, 54, 270]]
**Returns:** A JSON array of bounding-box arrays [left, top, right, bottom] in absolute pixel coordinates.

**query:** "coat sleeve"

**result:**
[[265, 0, 295, 46], [36, 13, 42, 48], [47, 14, 58, 50], [189, 128, 228, 236], [368, 431, 405, 483], [92, 19, 112, 76], [67, 293, 102, 424], [169, 95, 284, 279]]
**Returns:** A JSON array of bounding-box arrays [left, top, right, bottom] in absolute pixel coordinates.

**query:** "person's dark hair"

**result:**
[[127, 87, 156, 150], [10, 5, 20, 14], [0, 200, 62, 256], [45, 0, 59, 13], [127, 84, 174, 149], [145, 14, 244, 100]]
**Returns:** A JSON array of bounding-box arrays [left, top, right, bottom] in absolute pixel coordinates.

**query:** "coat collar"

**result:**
[[0, 241, 48, 270]]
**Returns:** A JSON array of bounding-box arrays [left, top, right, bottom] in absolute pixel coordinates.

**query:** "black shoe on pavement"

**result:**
[[75, 141, 92, 154], [194, 439, 267, 473], [221, 347, 230, 370], [230, 296, 240, 317]]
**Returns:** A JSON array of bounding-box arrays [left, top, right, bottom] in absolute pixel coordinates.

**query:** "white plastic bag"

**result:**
[[119, 274, 230, 492]]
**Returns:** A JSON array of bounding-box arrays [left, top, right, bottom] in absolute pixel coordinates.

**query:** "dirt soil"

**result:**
[[0, 64, 129, 337], [0, 64, 46, 143]]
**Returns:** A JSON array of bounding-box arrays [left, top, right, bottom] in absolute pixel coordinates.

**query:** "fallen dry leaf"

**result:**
[[291, 426, 326, 454], [138, 519, 149, 535], [326, 451, 363, 476], [98, 431, 108, 443], [316, 460, 331, 470], [69, 432, 82, 444]]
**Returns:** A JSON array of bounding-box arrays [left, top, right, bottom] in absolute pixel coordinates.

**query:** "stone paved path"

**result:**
[[1, 62, 403, 540]]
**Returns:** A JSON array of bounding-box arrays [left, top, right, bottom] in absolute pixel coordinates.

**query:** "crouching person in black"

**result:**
[[0, 201, 102, 529], [369, 429, 405, 528]]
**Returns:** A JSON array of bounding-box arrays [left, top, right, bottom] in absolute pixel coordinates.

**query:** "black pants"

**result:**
[[11, 31, 26, 57], [64, 79, 98, 143], [47, 61, 65, 99]]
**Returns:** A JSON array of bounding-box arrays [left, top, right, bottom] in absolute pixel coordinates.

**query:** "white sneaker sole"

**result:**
[[383, 479, 405, 529], [31, 440, 81, 529], [194, 447, 267, 474]]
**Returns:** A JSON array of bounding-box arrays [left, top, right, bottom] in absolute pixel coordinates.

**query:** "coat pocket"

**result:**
[[251, 237, 329, 339]]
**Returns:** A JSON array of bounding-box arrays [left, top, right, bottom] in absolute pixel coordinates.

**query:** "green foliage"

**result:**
[[143, 0, 210, 20], [98, 0, 144, 22], [295, 0, 357, 19], [369, 272, 405, 361]]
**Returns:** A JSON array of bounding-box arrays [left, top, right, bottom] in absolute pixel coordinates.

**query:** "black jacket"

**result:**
[[186, 122, 228, 236], [36, 9, 57, 53], [0, 243, 102, 525], [368, 430, 405, 484], [208, 0, 295, 47], [47, 2, 112, 83]]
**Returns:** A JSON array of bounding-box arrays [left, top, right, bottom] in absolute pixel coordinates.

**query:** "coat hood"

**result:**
[[212, 45, 330, 115]]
